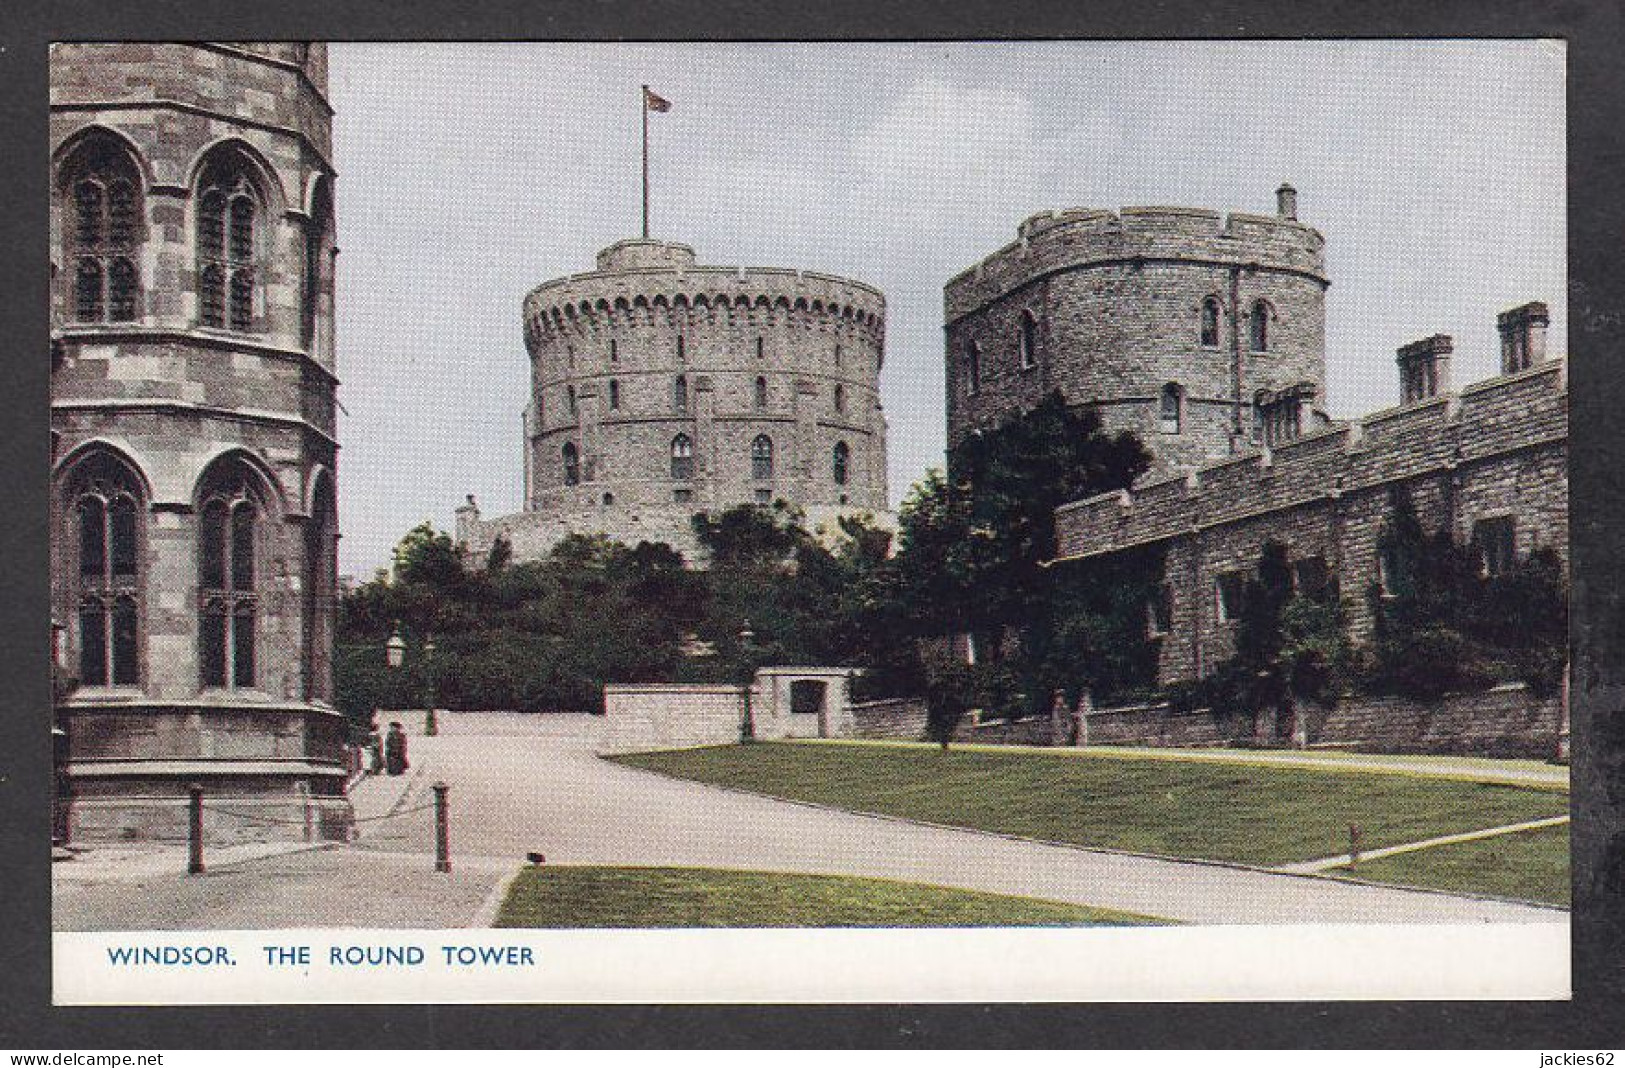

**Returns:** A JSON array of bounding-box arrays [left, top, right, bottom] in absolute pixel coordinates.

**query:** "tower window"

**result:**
[[609, 339, 618, 363], [68, 452, 144, 686], [670, 434, 694, 480], [1200, 297, 1221, 347], [197, 158, 259, 331], [1160, 383, 1184, 434], [197, 463, 261, 689], [63, 140, 143, 323], [1249, 300, 1271, 352], [1473, 517, 1518, 577], [673, 374, 688, 412], [834, 384, 846, 413], [755, 376, 768, 409], [562, 443, 581, 486], [966, 340, 981, 395], [751, 435, 774, 480], [567, 384, 577, 417], [676, 335, 686, 363], [1018, 310, 1037, 369], [834, 344, 843, 367], [608, 379, 620, 410], [756, 336, 765, 360], [833, 441, 850, 485]]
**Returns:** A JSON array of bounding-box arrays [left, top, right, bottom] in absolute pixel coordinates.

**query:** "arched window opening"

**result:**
[[834, 383, 846, 413], [68, 453, 144, 686], [751, 435, 774, 480], [562, 443, 581, 486], [670, 434, 694, 480], [1019, 310, 1037, 369], [302, 178, 335, 354], [673, 374, 688, 412], [756, 336, 765, 360], [1160, 383, 1184, 434], [966, 340, 981, 394], [1250, 300, 1270, 352], [608, 379, 620, 410], [834, 344, 843, 366], [567, 384, 578, 417], [754, 376, 768, 409], [197, 463, 262, 689], [196, 157, 259, 331], [833, 441, 850, 485], [609, 339, 619, 363], [1201, 297, 1221, 347], [62, 140, 143, 323]]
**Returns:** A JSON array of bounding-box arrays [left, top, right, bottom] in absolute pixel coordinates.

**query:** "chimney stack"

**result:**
[[1497, 301, 1549, 374], [1396, 334, 1452, 404], [1276, 183, 1298, 221]]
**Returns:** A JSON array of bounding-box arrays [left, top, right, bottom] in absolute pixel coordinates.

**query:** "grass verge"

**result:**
[[494, 864, 1167, 927], [612, 742, 1569, 869], [1336, 824, 1570, 906]]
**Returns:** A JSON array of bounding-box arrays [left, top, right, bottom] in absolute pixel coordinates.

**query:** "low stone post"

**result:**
[[1348, 823, 1362, 869], [186, 784, 205, 875], [433, 781, 452, 874], [1049, 689, 1069, 747], [1074, 689, 1093, 747]]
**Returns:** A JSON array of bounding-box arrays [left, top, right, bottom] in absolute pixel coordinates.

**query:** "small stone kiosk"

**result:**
[[600, 666, 856, 755]]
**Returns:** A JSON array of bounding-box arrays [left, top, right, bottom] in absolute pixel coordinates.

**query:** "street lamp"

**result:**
[[385, 624, 405, 669]]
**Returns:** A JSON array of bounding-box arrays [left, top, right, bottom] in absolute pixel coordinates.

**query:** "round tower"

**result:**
[[466, 239, 890, 563], [49, 43, 348, 840], [944, 193, 1330, 477]]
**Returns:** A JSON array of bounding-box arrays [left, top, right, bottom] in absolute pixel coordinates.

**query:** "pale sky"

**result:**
[[329, 40, 1565, 577]]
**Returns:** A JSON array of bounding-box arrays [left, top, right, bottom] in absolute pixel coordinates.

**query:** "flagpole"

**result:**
[[641, 84, 650, 239]]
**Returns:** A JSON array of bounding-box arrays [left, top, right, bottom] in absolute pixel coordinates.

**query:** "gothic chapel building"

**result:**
[[50, 43, 351, 840]]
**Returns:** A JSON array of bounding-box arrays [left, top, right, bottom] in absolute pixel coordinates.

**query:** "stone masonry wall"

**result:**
[[1055, 360, 1567, 685], [945, 203, 1329, 479], [465, 239, 893, 564]]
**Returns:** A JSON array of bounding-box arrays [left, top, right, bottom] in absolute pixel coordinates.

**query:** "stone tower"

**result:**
[[944, 186, 1330, 478], [459, 239, 892, 563], [49, 43, 350, 840]]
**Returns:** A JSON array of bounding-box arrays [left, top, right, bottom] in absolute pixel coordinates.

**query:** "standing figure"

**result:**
[[385, 721, 409, 777]]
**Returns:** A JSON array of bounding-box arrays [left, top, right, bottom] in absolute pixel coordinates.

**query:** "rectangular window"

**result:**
[[1147, 584, 1173, 637], [1215, 571, 1247, 623], [1292, 556, 1330, 600], [1473, 517, 1517, 577], [673, 488, 694, 504], [754, 488, 772, 505]]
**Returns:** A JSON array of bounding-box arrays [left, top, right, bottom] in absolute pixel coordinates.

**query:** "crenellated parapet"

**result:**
[[946, 205, 1325, 323]]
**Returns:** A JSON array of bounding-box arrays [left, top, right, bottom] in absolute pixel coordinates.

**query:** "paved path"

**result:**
[[1276, 814, 1572, 874], [54, 713, 1567, 929]]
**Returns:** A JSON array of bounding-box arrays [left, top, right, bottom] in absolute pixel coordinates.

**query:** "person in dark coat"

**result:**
[[384, 721, 409, 776]]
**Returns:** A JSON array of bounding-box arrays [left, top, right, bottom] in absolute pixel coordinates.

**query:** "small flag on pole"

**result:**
[[644, 87, 672, 113]]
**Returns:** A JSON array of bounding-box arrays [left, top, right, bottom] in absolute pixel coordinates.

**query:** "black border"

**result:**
[[5, 0, 1623, 1049]]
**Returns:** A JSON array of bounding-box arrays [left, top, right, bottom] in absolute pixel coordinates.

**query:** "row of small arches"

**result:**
[[560, 436, 852, 487], [532, 293, 882, 334]]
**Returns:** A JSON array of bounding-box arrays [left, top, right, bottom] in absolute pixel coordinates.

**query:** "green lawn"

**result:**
[[1337, 824, 1570, 906], [494, 865, 1166, 927], [613, 742, 1569, 868]]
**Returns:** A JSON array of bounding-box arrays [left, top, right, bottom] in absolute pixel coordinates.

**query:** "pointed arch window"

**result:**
[[833, 441, 850, 485], [562, 443, 581, 486], [68, 453, 144, 686], [966, 340, 981, 395], [63, 139, 143, 323], [1249, 300, 1271, 352], [197, 157, 259, 331], [197, 464, 262, 689], [1160, 383, 1184, 434], [751, 435, 774, 480], [755, 376, 768, 409], [673, 374, 689, 412], [1200, 297, 1221, 347], [1018, 310, 1038, 369], [302, 177, 335, 355], [670, 434, 694, 480]]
